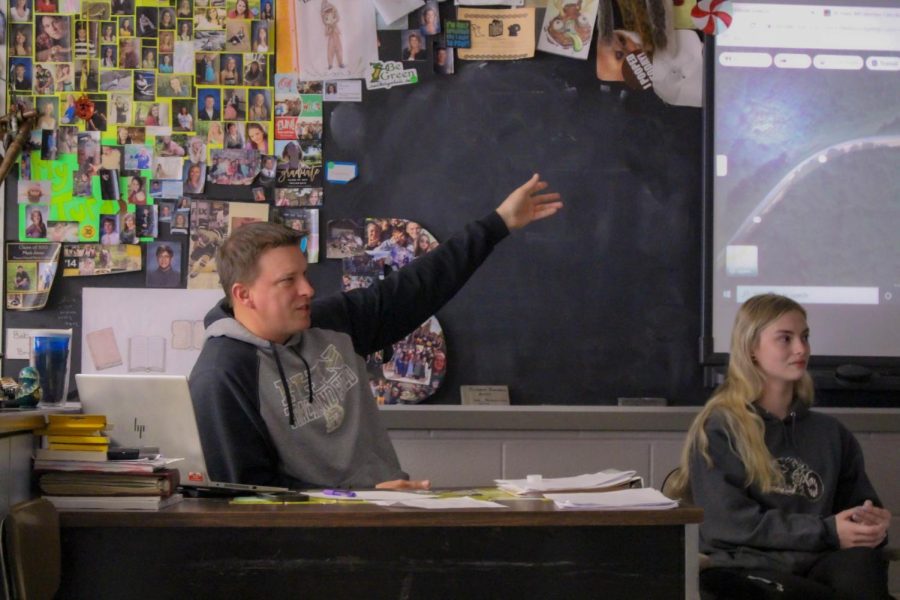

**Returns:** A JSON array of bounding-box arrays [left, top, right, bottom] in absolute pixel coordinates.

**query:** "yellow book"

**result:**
[[47, 443, 109, 452], [46, 414, 107, 430], [36, 426, 107, 436], [45, 435, 110, 445]]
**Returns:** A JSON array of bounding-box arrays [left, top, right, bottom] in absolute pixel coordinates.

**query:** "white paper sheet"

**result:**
[[546, 488, 679, 510], [372, 496, 508, 509], [306, 490, 438, 501], [373, 0, 424, 24]]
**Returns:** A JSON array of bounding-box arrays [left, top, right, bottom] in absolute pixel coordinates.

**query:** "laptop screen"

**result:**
[[74, 373, 287, 492]]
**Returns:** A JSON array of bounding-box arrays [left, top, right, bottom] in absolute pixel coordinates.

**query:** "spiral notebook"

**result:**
[[75, 373, 288, 494]]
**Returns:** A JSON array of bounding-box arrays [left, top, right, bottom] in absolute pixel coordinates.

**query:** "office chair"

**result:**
[[1, 498, 61, 600]]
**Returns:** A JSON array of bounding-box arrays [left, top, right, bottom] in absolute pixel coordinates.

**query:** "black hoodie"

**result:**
[[189, 212, 509, 489], [690, 403, 884, 574]]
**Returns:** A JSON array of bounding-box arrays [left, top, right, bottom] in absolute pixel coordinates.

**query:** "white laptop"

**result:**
[[75, 373, 288, 494]]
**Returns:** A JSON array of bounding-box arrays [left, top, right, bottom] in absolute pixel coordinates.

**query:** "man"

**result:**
[[189, 174, 562, 490], [198, 93, 219, 120], [12, 63, 31, 90], [14, 266, 31, 290], [146, 244, 180, 287]]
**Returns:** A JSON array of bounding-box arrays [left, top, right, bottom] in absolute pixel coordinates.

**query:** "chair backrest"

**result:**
[[1, 498, 61, 600], [660, 467, 693, 504]]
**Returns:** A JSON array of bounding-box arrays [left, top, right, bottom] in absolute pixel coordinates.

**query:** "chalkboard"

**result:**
[[310, 53, 708, 406]]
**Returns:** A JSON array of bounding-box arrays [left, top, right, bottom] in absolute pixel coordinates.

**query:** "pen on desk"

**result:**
[[323, 489, 357, 498]]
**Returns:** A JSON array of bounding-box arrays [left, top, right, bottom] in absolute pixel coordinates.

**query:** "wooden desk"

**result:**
[[58, 498, 703, 599]]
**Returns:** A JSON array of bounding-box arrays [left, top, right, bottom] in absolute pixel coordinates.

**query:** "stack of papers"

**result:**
[[546, 488, 678, 510], [495, 469, 639, 496]]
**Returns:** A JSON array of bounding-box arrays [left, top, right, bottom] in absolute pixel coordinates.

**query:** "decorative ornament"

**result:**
[[14, 366, 42, 408], [691, 0, 733, 35], [75, 95, 95, 122]]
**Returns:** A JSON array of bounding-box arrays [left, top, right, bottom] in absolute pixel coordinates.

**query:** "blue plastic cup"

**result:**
[[31, 335, 70, 407]]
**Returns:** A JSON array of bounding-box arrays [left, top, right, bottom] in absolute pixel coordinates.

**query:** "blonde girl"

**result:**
[[671, 294, 892, 599]]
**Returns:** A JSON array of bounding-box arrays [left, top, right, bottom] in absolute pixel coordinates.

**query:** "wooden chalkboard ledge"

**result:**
[[379, 405, 900, 433]]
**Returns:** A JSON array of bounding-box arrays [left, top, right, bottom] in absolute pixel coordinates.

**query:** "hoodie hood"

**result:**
[[203, 297, 303, 348], [202, 297, 308, 427]]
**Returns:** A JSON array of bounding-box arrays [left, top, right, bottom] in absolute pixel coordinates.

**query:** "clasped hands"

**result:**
[[837, 499, 892, 549]]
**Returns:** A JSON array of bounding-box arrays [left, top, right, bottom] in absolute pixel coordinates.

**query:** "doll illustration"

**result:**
[[321, 0, 344, 69]]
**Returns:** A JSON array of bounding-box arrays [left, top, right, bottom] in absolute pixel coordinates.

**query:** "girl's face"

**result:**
[[151, 105, 159, 116], [409, 35, 421, 50], [43, 17, 64, 40], [32, 211, 42, 224], [129, 178, 139, 192], [249, 126, 264, 143], [753, 310, 810, 386], [16, 31, 26, 45], [190, 165, 200, 180], [236, 0, 246, 13], [227, 58, 236, 69]]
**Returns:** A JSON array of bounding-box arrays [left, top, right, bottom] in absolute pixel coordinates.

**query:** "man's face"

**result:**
[[205, 96, 214, 109], [242, 245, 315, 341], [15, 65, 25, 78], [157, 251, 172, 270]]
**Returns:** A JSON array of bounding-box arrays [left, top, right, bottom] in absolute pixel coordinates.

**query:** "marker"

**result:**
[[322, 489, 356, 498]]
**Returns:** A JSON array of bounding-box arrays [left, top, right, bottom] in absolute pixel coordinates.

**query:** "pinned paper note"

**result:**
[[326, 162, 359, 184]]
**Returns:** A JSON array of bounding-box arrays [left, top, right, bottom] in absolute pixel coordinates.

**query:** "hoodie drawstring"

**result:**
[[270, 342, 314, 427]]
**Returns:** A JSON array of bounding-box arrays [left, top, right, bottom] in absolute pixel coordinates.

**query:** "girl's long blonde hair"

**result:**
[[668, 294, 815, 499]]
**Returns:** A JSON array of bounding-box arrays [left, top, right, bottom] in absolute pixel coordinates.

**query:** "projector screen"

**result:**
[[704, 0, 900, 361]]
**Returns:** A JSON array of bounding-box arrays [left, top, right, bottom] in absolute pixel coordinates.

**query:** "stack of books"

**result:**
[[35, 414, 111, 461], [33, 414, 184, 510]]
